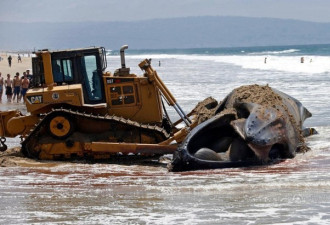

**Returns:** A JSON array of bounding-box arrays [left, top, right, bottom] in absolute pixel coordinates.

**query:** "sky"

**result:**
[[0, 0, 330, 23]]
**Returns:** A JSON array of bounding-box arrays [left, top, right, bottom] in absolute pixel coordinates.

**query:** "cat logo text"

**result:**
[[27, 95, 43, 104]]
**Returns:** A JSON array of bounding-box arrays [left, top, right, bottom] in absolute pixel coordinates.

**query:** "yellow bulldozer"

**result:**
[[0, 45, 202, 160]]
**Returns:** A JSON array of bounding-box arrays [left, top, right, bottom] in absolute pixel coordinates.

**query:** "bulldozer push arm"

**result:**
[[138, 59, 192, 127], [0, 110, 40, 151]]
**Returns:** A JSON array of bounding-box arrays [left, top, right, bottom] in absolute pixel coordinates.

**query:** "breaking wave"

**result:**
[[249, 49, 300, 55], [109, 54, 330, 74]]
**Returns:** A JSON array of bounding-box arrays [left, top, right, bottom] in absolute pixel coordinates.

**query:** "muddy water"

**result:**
[[1, 55, 330, 224], [1, 134, 329, 224]]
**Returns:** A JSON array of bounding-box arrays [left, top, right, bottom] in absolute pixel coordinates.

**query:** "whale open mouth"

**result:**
[[185, 111, 288, 161], [169, 107, 292, 172]]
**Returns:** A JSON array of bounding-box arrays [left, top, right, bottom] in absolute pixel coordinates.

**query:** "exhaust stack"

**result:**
[[120, 45, 128, 68], [114, 45, 130, 76]]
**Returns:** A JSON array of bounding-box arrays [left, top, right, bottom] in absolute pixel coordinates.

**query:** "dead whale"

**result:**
[[169, 85, 317, 172]]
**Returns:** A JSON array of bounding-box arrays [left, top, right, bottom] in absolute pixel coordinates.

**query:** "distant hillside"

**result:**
[[1, 16, 330, 51]]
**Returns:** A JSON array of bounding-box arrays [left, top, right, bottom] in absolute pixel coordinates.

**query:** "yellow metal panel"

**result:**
[[25, 84, 84, 114], [7, 115, 40, 137], [0, 110, 21, 137], [38, 142, 85, 160], [41, 52, 54, 85], [105, 76, 163, 124]]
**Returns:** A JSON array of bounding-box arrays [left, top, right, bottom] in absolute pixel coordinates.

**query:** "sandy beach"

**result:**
[[0, 53, 32, 78]]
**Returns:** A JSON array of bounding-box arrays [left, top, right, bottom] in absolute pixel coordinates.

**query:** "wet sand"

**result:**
[[0, 148, 49, 167]]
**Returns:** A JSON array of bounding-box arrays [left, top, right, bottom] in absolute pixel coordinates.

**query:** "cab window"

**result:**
[[51, 59, 73, 83], [62, 60, 73, 81], [81, 55, 102, 101]]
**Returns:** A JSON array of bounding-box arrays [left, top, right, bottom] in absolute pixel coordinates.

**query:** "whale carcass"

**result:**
[[169, 84, 316, 172]]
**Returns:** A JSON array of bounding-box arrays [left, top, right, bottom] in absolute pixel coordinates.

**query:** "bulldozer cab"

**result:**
[[32, 47, 107, 104], [27, 46, 167, 125]]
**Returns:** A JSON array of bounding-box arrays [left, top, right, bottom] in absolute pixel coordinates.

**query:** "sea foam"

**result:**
[[110, 54, 330, 74]]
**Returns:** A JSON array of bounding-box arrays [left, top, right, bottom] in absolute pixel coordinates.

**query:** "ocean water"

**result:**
[[1, 44, 330, 224]]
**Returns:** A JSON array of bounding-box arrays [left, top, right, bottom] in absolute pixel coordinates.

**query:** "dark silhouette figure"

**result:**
[[8, 55, 12, 67]]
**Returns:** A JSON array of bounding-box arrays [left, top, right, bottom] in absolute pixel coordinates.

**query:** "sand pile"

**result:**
[[0, 147, 23, 167], [191, 96, 218, 124], [193, 84, 308, 152], [225, 84, 283, 108]]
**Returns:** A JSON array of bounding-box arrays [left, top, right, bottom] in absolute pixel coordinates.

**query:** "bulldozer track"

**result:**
[[21, 108, 170, 159]]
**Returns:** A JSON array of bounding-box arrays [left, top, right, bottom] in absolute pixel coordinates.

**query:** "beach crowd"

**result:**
[[0, 70, 31, 103], [0, 52, 33, 104]]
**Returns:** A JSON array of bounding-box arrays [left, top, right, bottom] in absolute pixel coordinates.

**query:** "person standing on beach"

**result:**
[[18, 54, 22, 63], [26, 69, 33, 88], [12, 73, 22, 103], [21, 73, 30, 102], [21, 71, 26, 79], [7, 55, 12, 67], [0, 72, 4, 102], [5, 74, 13, 102], [26, 69, 32, 79]]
